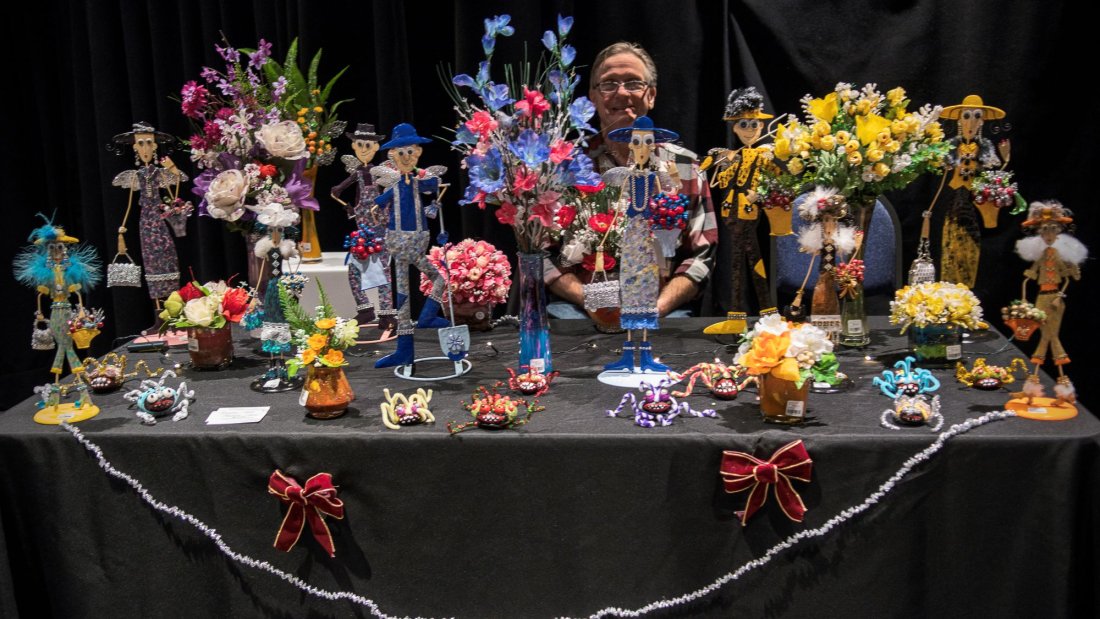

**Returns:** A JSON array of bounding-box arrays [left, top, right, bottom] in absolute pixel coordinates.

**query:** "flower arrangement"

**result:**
[[419, 239, 512, 306], [279, 282, 357, 377], [736, 313, 834, 388], [835, 259, 865, 299], [972, 170, 1026, 213], [889, 282, 984, 332], [765, 83, 950, 205], [159, 280, 252, 330], [556, 182, 627, 271], [446, 14, 602, 252], [1001, 299, 1047, 323], [181, 38, 345, 233]]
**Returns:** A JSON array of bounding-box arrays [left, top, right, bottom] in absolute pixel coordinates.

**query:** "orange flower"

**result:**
[[315, 318, 336, 330], [307, 333, 329, 351], [323, 349, 345, 365], [301, 349, 318, 364], [738, 332, 791, 375]]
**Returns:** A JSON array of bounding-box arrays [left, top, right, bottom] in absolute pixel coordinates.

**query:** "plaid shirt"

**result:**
[[545, 135, 718, 287]]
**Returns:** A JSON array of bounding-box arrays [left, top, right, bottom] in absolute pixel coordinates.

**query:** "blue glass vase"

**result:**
[[518, 251, 552, 372], [907, 324, 961, 365]]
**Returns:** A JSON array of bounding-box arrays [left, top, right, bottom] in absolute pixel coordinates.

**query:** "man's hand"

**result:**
[[656, 275, 698, 317]]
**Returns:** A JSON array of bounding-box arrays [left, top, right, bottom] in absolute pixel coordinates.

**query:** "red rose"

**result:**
[[259, 164, 278, 178], [581, 253, 616, 272], [555, 205, 576, 229], [220, 287, 251, 323], [178, 282, 204, 302]]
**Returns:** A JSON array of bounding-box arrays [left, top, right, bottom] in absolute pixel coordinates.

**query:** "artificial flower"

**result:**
[[512, 166, 538, 193], [323, 349, 345, 365], [178, 282, 206, 302], [160, 292, 185, 320], [588, 212, 615, 233], [301, 348, 317, 364], [465, 109, 499, 139], [808, 92, 838, 122], [315, 318, 336, 330], [256, 120, 309, 160], [221, 287, 251, 323], [581, 252, 615, 271], [205, 169, 248, 219], [495, 201, 518, 225], [183, 296, 218, 327], [856, 114, 891, 147], [308, 333, 329, 351]]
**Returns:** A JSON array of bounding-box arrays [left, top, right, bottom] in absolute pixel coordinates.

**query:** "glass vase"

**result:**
[[518, 251, 552, 372], [907, 324, 962, 365], [187, 327, 234, 370], [298, 166, 322, 262], [303, 365, 354, 419], [839, 285, 870, 347], [758, 372, 810, 424]]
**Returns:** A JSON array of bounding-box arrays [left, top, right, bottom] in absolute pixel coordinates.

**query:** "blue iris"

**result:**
[[560, 45, 576, 67], [452, 74, 476, 89], [569, 97, 596, 133], [484, 15, 514, 38], [557, 14, 574, 37], [468, 147, 506, 193], [479, 82, 514, 111], [509, 130, 551, 168], [542, 31, 557, 51], [482, 34, 496, 56], [565, 153, 602, 187]]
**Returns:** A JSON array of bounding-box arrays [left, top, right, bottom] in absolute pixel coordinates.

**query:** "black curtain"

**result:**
[[2, 0, 1093, 411]]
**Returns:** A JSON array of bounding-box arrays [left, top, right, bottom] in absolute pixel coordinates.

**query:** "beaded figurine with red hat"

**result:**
[[1006, 201, 1087, 420]]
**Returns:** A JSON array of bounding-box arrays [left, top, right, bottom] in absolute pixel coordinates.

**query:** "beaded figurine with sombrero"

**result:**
[[1006, 200, 1088, 420], [108, 122, 190, 334], [934, 94, 1011, 288], [370, 123, 451, 370], [14, 214, 104, 424], [330, 122, 398, 337], [702, 87, 784, 335], [598, 116, 681, 379]]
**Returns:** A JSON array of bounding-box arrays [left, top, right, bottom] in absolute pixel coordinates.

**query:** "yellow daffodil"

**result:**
[[847, 151, 863, 165], [308, 333, 329, 351], [886, 87, 906, 106], [835, 130, 851, 144], [856, 114, 891, 146], [788, 157, 804, 175], [808, 92, 839, 122]]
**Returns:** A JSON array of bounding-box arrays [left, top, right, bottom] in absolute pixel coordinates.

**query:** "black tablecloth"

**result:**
[[1, 318, 1098, 618]]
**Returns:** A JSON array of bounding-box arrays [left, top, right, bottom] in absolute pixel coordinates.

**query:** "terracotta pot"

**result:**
[[1005, 317, 1041, 342], [451, 302, 493, 332], [758, 372, 810, 424], [188, 327, 234, 370], [303, 365, 354, 419]]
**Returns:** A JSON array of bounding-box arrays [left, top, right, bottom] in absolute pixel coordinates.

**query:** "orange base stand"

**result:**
[[1005, 396, 1078, 421]]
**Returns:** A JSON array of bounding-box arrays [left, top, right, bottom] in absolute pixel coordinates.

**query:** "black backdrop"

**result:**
[[1, 0, 1093, 411]]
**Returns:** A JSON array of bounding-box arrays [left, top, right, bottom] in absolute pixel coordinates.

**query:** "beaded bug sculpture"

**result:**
[[504, 365, 560, 397], [873, 356, 943, 430], [380, 388, 435, 429], [122, 370, 194, 425], [448, 386, 543, 434], [71, 352, 164, 394], [606, 378, 718, 428], [956, 358, 1029, 391], [669, 361, 754, 400]]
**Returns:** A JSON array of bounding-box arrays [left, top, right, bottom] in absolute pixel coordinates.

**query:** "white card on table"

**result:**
[[205, 407, 270, 425]]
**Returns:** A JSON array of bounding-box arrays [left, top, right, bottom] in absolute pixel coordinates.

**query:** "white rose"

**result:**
[[206, 169, 248, 221], [256, 120, 308, 160], [183, 296, 218, 327], [753, 313, 789, 337], [786, 324, 833, 359], [251, 202, 299, 228]]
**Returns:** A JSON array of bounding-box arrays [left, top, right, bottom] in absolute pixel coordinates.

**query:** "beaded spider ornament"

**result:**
[[504, 365, 560, 397], [606, 378, 718, 428], [873, 356, 943, 430], [448, 385, 543, 434], [122, 370, 194, 425], [669, 361, 753, 400], [381, 388, 435, 429]]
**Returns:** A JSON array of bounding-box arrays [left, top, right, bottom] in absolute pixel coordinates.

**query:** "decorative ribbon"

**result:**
[[719, 440, 813, 525], [268, 470, 345, 557]]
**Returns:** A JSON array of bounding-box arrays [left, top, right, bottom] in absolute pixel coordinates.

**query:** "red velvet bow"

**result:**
[[268, 470, 345, 557], [719, 440, 813, 525]]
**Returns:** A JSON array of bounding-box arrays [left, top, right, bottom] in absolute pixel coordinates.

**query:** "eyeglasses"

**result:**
[[733, 119, 762, 130], [595, 80, 649, 94]]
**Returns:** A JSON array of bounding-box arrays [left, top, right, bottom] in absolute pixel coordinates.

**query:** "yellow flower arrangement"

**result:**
[[889, 282, 984, 332], [280, 281, 358, 376], [736, 314, 834, 388]]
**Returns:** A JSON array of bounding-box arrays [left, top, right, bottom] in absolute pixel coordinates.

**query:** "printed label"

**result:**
[[946, 344, 962, 360], [187, 338, 200, 352], [528, 358, 546, 372], [785, 400, 805, 418], [300, 242, 312, 253], [846, 319, 864, 334], [263, 379, 282, 390], [813, 381, 832, 390], [1027, 407, 1048, 415], [299, 388, 309, 407]]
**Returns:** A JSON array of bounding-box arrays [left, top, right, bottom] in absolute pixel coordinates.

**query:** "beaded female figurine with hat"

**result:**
[[702, 86, 782, 334], [1006, 200, 1087, 420], [14, 214, 103, 424], [370, 122, 450, 369], [330, 123, 397, 334], [599, 116, 680, 375], [108, 122, 190, 328]]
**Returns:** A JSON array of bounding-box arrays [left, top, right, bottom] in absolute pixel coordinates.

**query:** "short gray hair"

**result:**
[[590, 42, 657, 87]]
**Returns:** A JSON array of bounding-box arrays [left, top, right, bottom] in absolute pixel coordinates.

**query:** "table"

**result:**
[[1, 318, 1097, 618]]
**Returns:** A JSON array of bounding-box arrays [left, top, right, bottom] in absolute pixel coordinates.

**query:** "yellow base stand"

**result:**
[[1005, 396, 1077, 421], [34, 403, 101, 425], [704, 312, 747, 335], [299, 209, 322, 263]]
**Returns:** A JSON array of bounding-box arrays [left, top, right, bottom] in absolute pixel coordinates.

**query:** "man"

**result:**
[[545, 42, 717, 319]]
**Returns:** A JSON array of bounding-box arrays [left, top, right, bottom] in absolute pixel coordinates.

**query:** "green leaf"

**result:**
[[308, 48, 322, 94], [316, 279, 334, 318], [284, 38, 298, 73], [278, 281, 312, 334], [320, 66, 349, 103]]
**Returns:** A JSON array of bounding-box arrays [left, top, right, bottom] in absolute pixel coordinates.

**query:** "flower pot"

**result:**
[[763, 206, 794, 236], [451, 302, 493, 332], [975, 201, 1001, 229], [303, 365, 354, 419], [1005, 317, 1041, 342], [758, 372, 810, 424], [187, 327, 234, 370], [907, 324, 962, 365]]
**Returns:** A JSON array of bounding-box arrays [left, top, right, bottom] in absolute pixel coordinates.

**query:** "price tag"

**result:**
[[946, 344, 962, 360], [187, 338, 200, 352], [300, 242, 313, 253], [846, 319, 864, 334], [299, 388, 309, 406], [1027, 407, 1048, 415], [785, 400, 805, 418], [813, 381, 832, 390], [528, 358, 546, 373], [263, 378, 282, 390]]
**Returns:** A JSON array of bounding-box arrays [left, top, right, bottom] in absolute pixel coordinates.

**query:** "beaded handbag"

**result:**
[[107, 252, 142, 288]]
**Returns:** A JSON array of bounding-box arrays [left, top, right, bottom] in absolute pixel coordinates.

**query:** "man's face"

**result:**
[[389, 145, 422, 173], [591, 53, 656, 135], [133, 132, 157, 164], [629, 130, 656, 167], [352, 140, 380, 164], [731, 118, 763, 147], [957, 108, 984, 140]]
